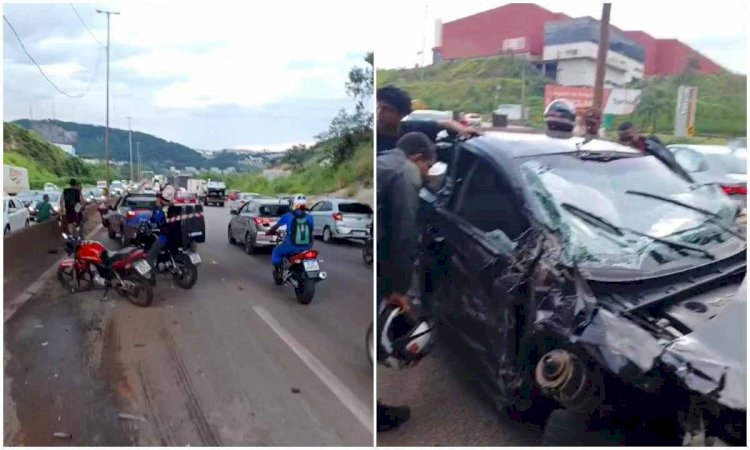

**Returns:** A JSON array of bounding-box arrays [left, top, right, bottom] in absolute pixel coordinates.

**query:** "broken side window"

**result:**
[[453, 155, 528, 249]]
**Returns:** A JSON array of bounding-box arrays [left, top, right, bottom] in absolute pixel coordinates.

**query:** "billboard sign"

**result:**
[[674, 86, 698, 138], [544, 85, 641, 115]]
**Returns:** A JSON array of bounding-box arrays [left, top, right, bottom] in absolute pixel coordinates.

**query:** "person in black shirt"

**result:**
[[376, 85, 479, 155]]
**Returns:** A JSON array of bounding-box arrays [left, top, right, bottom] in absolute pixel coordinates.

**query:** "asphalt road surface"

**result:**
[[4, 205, 373, 446], [377, 343, 542, 447]]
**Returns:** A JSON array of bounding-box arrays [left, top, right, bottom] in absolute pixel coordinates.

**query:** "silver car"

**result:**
[[668, 144, 747, 209], [309, 198, 372, 243], [228, 198, 291, 254]]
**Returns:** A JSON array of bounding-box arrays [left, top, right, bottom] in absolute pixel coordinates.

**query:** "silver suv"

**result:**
[[309, 198, 372, 243]]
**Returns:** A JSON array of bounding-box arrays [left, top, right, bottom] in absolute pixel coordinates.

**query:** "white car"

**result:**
[[229, 192, 262, 213], [4, 197, 30, 235], [43, 182, 60, 192], [403, 110, 453, 122]]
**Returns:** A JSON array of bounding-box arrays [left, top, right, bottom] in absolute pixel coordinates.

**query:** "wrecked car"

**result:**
[[418, 132, 747, 445]]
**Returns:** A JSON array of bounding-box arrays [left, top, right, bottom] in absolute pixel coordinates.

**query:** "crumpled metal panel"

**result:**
[[660, 279, 747, 410]]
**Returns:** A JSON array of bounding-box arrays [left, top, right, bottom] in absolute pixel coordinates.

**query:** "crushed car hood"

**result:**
[[659, 279, 747, 411]]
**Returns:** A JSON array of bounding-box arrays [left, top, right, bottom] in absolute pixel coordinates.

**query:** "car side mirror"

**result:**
[[230, 210, 238, 215]]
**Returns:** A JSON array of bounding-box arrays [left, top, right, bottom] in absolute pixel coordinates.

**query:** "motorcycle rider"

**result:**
[[267, 198, 314, 280], [145, 184, 175, 269], [543, 99, 577, 138]]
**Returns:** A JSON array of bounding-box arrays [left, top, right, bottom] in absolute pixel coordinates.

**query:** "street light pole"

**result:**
[[593, 3, 612, 111], [96, 9, 120, 190], [127, 116, 133, 182], [136, 142, 141, 181]]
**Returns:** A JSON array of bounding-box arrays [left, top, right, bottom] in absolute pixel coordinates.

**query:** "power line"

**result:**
[[3, 14, 103, 99], [69, 4, 105, 48]]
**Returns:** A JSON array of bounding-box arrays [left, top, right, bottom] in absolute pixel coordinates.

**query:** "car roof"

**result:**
[[666, 144, 735, 155], [470, 131, 642, 159], [255, 198, 289, 205], [125, 194, 156, 201]]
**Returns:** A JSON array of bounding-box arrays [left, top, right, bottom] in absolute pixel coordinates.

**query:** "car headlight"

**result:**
[[53, 206, 60, 212]]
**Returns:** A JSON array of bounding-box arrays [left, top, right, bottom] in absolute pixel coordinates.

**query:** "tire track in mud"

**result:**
[[137, 362, 172, 446], [160, 327, 222, 446]]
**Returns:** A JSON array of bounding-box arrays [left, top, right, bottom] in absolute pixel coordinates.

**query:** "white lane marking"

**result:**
[[252, 306, 373, 434]]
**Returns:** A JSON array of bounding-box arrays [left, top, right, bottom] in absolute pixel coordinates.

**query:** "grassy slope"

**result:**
[[378, 57, 747, 137], [215, 141, 373, 196], [3, 122, 117, 189]]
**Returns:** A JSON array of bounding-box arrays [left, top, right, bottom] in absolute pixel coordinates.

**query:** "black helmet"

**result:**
[[544, 99, 576, 132]]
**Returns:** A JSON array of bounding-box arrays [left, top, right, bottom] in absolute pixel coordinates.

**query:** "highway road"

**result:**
[[4, 205, 374, 446], [376, 343, 541, 447]]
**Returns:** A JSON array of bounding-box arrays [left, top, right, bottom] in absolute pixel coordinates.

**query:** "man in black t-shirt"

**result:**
[[376, 85, 479, 155]]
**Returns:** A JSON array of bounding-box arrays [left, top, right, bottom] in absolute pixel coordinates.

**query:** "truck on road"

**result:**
[[204, 180, 226, 207], [4, 166, 29, 195], [187, 178, 205, 194]]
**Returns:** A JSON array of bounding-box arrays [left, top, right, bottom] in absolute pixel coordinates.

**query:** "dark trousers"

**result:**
[[146, 235, 168, 267]]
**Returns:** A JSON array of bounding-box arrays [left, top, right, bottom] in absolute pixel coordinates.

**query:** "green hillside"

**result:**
[[11, 119, 245, 171], [377, 57, 747, 137], [203, 139, 373, 197], [3, 122, 118, 189]]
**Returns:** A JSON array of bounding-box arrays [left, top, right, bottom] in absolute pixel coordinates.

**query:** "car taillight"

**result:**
[[253, 217, 270, 226], [333, 213, 343, 221], [721, 185, 747, 196], [127, 211, 136, 219]]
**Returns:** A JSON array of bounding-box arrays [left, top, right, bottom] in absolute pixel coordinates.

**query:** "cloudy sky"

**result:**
[[376, 0, 748, 74], [3, 2, 373, 151]]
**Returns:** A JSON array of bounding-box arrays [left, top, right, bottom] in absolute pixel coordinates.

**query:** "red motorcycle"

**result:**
[[57, 233, 154, 307]]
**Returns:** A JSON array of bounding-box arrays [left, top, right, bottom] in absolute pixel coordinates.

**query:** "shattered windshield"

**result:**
[[518, 152, 742, 271]]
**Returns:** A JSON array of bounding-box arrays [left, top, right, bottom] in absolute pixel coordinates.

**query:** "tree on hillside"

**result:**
[[636, 86, 672, 133], [318, 52, 374, 166], [281, 144, 314, 170]]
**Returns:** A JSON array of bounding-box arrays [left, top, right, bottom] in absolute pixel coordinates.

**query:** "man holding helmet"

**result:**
[[376, 131, 437, 432], [267, 198, 314, 281]]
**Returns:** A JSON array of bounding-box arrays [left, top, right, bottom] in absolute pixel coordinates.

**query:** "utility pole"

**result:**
[[136, 142, 141, 181], [521, 62, 526, 124], [96, 9, 120, 190], [127, 116, 133, 182], [593, 3, 612, 112]]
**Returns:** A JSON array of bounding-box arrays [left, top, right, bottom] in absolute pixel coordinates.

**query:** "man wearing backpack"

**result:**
[[267, 198, 314, 280]]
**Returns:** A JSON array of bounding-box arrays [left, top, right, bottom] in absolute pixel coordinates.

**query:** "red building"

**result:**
[[434, 4, 725, 76], [622, 32, 724, 75]]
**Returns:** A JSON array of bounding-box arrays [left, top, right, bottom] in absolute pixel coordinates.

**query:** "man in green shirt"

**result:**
[[36, 194, 53, 222]]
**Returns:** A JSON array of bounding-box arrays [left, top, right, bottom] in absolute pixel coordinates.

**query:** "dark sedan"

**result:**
[[418, 132, 746, 445], [107, 193, 157, 246]]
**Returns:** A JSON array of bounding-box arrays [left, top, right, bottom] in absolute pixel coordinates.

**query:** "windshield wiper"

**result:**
[[561, 203, 715, 261], [625, 190, 746, 241]]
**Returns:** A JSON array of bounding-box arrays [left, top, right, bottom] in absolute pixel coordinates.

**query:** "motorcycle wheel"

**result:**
[[57, 265, 94, 293], [294, 273, 315, 305], [366, 322, 374, 366], [173, 254, 198, 289], [362, 244, 373, 265], [122, 273, 154, 307]]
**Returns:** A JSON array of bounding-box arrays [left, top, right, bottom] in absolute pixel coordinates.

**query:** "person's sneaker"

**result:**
[[377, 402, 410, 432]]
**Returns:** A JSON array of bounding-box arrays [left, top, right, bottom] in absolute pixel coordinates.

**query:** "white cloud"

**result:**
[[3, 1, 372, 148]]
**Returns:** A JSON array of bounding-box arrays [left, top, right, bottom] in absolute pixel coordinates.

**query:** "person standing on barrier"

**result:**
[[61, 178, 85, 238]]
